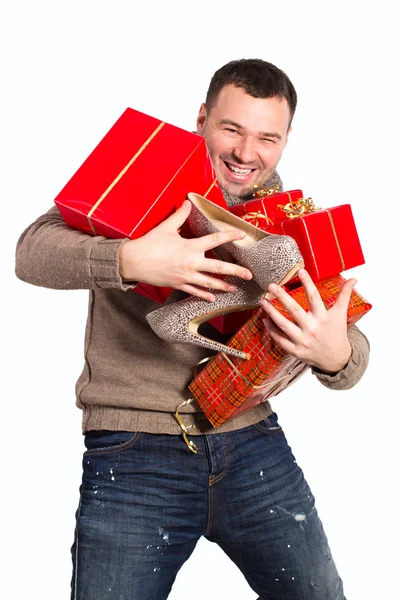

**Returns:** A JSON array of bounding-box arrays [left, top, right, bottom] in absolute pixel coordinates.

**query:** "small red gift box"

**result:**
[[230, 189, 304, 233], [54, 107, 226, 303], [231, 192, 365, 283], [189, 274, 372, 428], [280, 204, 365, 282]]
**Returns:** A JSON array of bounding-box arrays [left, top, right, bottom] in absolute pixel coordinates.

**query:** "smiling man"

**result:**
[[15, 59, 369, 599], [197, 81, 293, 198]]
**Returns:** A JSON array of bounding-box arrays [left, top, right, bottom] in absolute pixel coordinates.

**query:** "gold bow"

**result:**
[[250, 181, 281, 198], [277, 197, 320, 219], [242, 211, 274, 228]]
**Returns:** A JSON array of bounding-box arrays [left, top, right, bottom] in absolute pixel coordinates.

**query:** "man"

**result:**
[[15, 59, 369, 599]]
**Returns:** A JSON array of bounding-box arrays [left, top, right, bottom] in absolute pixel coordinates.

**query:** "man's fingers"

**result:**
[[297, 269, 326, 317], [178, 273, 243, 301], [202, 257, 252, 281], [266, 282, 308, 328], [179, 284, 216, 302], [333, 278, 357, 312], [263, 317, 297, 354], [159, 200, 192, 232], [187, 271, 242, 293], [196, 229, 247, 252], [260, 298, 302, 342]]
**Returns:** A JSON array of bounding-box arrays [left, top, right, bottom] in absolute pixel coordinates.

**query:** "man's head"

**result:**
[[197, 59, 297, 198]]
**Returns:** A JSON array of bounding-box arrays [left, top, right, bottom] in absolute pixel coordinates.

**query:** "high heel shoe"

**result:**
[[146, 276, 267, 360], [146, 235, 304, 360], [187, 192, 304, 291]]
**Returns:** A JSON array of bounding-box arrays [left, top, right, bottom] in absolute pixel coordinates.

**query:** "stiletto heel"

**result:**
[[146, 193, 304, 357], [146, 277, 267, 360], [147, 251, 303, 359], [187, 193, 304, 290]]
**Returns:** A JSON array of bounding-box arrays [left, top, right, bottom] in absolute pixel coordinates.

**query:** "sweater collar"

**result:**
[[221, 170, 283, 207]]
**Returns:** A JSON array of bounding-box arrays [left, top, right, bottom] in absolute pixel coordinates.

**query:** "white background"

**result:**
[[1, 1, 399, 598]]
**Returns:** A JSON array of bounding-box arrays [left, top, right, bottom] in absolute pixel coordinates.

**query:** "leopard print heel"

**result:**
[[146, 277, 265, 360], [146, 252, 304, 359], [187, 193, 303, 289]]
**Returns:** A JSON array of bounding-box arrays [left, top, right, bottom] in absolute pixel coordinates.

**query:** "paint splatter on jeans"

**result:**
[[71, 413, 344, 599]]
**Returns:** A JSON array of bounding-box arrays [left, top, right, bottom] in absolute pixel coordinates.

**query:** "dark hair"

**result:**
[[205, 58, 297, 124]]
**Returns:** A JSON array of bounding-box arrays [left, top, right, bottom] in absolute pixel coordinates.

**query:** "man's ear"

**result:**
[[196, 103, 207, 134], [284, 125, 292, 148]]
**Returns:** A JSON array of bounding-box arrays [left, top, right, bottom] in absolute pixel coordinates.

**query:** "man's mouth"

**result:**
[[223, 161, 256, 179]]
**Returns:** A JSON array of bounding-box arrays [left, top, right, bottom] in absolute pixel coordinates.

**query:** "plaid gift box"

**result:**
[[188, 274, 372, 428]]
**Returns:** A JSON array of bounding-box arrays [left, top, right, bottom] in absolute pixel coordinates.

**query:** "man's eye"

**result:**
[[225, 128, 239, 134], [261, 138, 275, 144]]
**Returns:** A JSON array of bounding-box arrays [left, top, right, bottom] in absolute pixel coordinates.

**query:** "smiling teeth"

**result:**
[[228, 164, 252, 175]]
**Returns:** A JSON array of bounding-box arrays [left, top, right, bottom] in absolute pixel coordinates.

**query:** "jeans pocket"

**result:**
[[84, 430, 141, 456], [253, 412, 283, 434]]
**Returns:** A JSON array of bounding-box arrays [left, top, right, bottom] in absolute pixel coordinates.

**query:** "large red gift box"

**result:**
[[54, 107, 226, 303], [189, 274, 372, 428]]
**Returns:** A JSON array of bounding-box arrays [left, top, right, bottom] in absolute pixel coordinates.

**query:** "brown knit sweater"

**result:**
[[15, 191, 370, 435]]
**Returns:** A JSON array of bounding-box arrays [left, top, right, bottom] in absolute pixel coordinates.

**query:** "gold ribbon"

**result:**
[[221, 352, 298, 399], [87, 122, 166, 234], [203, 177, 218, 199], [86, 124, 218, 236], [242, 211, 274, 228], [221, 353, 276, 389], [277, 197, 319, 219], [250, 181, 281, 198], [174, 398, 198, 453], [325, 209, 345, 271], [192, 355, 213, 378]]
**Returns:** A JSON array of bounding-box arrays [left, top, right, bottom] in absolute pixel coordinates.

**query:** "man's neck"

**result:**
[[221, 170, 283, 207]]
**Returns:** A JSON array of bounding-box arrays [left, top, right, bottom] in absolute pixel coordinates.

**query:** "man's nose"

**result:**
[[233, 136, 257, 164]]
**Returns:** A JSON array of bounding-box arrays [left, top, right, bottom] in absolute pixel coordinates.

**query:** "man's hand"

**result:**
[[260, 269, 356, 374], [119, 200, 253, 301]]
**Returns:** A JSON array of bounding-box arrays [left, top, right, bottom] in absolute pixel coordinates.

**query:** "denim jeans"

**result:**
[[71, 413, 345, 599]]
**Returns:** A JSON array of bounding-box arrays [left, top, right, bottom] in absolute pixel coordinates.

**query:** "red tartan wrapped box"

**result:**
[[280, 204, 365, 282], [54, 107, 226, 303], [189, 274, 372, 428], [229, 189, 304, 233]]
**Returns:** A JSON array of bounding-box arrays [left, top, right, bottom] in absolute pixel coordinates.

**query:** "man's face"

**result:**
[[197, 84, 292, 198]]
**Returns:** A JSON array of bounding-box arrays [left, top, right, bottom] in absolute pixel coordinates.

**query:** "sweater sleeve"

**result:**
[[15, 206, 137, 291], [311, 323, 370, 390]]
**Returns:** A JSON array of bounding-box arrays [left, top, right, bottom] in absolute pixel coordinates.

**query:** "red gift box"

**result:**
[[54, 107, 227, 303], [208, 284, 291, 335], [189, 274, 372, 428], [229, 189, 304, 233], [230, 192, 365, 283], [280, 204, 365, 282], [208, 309, 254, 335]]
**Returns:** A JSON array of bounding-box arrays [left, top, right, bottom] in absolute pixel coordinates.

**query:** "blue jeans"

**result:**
[[71, 413, 345, 599]]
